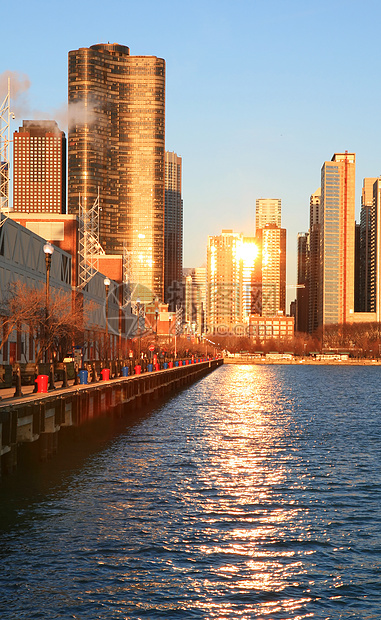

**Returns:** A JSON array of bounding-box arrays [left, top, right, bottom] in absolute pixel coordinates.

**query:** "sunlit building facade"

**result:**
[[13, 121, 66, 214], [255, 225, 286, 316], [255, 198, 281, 232], [206, 230, 258, 333], [319, 153, 355, 326], [68, 43, 165, 301]]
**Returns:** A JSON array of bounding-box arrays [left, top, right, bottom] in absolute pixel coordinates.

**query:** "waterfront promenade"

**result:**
[[0, 359, 222, 475]]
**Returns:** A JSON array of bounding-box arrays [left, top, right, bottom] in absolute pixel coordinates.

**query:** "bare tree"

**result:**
[[0, 282, 86, 363]]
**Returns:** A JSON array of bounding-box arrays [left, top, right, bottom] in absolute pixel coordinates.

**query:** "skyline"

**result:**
[[2, 0, 381, 305]]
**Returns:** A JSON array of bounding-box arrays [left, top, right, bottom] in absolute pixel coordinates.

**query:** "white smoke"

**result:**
[[0, 70, 31, 118], [0, 71, 96, 132]]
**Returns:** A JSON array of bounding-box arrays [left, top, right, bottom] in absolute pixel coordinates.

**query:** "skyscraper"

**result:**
[[164, 151, 183, 309], [359, 178, 377, 312], [255, 198, 281, 232], [206, 230, 258, 333], [319, 152, 355, 326], [296, 232, 309, 332], [184, 267, 206, 336], [369, 177, 381, 321], [256, 224, 286, 316], [13, 121, 66, 214], [68, 43, 165, 301], [255, 198, 286, 317], [308, 188, 321, 333]]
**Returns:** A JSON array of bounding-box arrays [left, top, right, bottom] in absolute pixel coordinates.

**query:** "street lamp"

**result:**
[[43, 242, 54, 362], [154, 296, 159, 343], [136, 297, 141, 359], [104, 277, 110, 361]]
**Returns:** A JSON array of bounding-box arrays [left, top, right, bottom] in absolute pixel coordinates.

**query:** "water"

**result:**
[[1, 364, 381, 619]]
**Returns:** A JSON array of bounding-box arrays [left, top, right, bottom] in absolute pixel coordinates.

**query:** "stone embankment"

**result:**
[[0, 359, 223, 476]]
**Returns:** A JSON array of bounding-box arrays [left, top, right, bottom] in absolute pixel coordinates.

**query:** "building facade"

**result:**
[[164, 151, 183, 309], [296, 232, 309, 332], [255, 198, 281, 232], [13, 121, 66, 214], [206, 230, 258, 333], [318, 152, 356, 326], [68, 43, 166, 302], [308, 188, 321, 333], [358, 177, 376, 312], [184, 267, 206, 336], [255, 224, 286, 316]]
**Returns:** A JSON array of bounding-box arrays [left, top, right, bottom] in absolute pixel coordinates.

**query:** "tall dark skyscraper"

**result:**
[[164, 151, 183, 309], [308, 188, 321, 333], [68, 43, 165, 300], [296, 232, 309, 332]]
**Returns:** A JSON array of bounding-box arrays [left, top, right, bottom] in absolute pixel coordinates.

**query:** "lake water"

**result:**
[[1, 364, 381, 619]]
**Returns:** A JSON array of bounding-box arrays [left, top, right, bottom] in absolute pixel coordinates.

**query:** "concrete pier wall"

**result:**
[[0, 360, 222, 475]]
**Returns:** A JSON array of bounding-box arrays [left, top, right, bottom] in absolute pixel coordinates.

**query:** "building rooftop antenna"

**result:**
[[0, 77, 14, 227]]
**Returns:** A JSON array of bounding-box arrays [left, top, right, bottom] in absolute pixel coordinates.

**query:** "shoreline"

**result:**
[[223, 357, 381, 366]]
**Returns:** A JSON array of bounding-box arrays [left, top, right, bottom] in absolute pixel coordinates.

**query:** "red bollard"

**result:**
[[35, 375, 49, 393], [155, 363, 160, 371], [101, 368, 110, 381], [168, 361, 173, 369], [134, 364, 141, 375]]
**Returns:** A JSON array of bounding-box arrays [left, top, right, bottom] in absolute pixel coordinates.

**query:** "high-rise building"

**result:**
[[184, 267, 206, 336], [164, 151, 183, 309], [256, 224, 286, 316], [255, 198, 281, 232], [308, 188, 321, 333], [318, 152, 355, 326], [68, 43, 165, 301], [358, 178, 377, 312], [296, 232, 309, 332], [206, 230, 258, 333], [369, 177, 381, 320], [13, 121, 66, 214]]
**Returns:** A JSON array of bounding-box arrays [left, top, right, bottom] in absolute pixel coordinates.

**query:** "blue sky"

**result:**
[[2, 0, 381, 304]]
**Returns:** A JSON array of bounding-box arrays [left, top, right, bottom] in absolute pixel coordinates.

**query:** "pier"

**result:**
[[0, 359, 223, 476]]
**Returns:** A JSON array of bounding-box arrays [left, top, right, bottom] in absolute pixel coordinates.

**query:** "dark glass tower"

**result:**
[[164, 151, 183, 309]]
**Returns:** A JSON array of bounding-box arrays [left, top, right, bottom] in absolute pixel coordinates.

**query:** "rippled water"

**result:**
[[1, 364, 381, 619]]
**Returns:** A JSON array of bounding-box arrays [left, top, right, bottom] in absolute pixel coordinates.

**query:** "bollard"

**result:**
[[73, 363, 79, 386], [78, 369, 88, 384], [35, 374, 49, 393], [101, 368, 110, 381], [134, 364, 141, 375], [13, 366, 24, 398], [48, 364, 56, 391], [62, 363, 69, 388], [32, 365, 39, 393], [122, 366, 129, 377], [91, 364, 98, 383]]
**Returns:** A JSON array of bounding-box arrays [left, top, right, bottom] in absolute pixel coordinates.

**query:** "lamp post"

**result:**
[[136, 297, 141, 359], [154, 296, 159, 344], [43, 242, 54, 363], [104, 277, 110, 361]]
